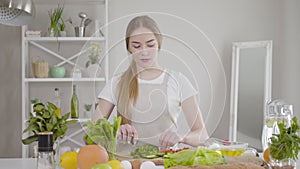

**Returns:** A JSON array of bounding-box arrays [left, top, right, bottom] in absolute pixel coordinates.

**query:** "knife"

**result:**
[[116, 140, 159, 159]]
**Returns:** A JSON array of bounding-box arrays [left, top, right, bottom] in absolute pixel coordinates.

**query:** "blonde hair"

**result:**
[[117, 15, 162, 124]]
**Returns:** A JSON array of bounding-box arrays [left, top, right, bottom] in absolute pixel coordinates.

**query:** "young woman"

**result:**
[[93, 15, 208, 150]]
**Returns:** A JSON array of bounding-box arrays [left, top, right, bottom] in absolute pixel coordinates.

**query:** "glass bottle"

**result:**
[[261, 99, 294, 151], [53, 88, 61, 117], [37, 132, 55, 169], [71, 84, 79, 118]]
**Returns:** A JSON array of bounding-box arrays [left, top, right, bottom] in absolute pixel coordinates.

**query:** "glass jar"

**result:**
[[269, 158, 296, 169], [72, 68, 82, 78], [261, 99, 293, 151]]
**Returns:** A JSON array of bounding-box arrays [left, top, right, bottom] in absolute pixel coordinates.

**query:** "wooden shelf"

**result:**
[[24, 77, 105, 82]]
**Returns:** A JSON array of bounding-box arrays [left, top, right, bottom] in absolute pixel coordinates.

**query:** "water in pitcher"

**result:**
[[261, 99, 293, 151]]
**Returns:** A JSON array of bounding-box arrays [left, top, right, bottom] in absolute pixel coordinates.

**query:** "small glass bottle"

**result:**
[[71, 84, 79, 118], [37, 132, 55, 169], [53, 88, 61, 117]]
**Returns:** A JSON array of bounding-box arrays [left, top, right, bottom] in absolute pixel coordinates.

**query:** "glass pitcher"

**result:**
[[261, 99, 294, 151]]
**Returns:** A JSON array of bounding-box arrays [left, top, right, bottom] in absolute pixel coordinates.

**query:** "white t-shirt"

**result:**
[[98, 70, 198, 118]]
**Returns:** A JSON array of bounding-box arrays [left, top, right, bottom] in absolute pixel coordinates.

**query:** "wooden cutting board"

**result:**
[[129, 156, 268, 169]]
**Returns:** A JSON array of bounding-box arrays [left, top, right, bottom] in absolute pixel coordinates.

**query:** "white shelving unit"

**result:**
[[21, 0, 109, 157]]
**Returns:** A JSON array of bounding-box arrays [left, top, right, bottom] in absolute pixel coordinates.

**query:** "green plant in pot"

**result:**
[[22, 102, 77, 146], [48, 4, 64, 37], [269, 116, 300, 168], [59, 20, 66, 37], [84, 103, 93, 118]]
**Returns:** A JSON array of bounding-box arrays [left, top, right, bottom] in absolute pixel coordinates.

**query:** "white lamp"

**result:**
[[0, 0, 35, 26]]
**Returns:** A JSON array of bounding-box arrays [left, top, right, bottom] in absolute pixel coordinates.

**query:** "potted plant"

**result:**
[[84, 103, 93, 118], [22, 101, 77, 146], [30, 98, 39, 116], [85, 42, 102, 77], [59, 20, 66, 37], [48, 4, 64, 37], [268, 116, 300, 169]]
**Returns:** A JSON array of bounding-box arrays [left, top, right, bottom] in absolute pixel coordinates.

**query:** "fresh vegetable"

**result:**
[[130, 145, 159, 158], [22, 102, 77, 145], [194, 147, 227, 166], [163, 147, 226, 168], [269, 116, 300, 161], [84, 116, 122, 160], [160, 147, 190, 154]]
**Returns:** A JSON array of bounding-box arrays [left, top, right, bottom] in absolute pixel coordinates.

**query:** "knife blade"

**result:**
[[116, 140, 159, 159]]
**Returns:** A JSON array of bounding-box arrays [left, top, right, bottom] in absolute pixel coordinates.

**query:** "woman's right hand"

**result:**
[[118, 124, 138, 144]]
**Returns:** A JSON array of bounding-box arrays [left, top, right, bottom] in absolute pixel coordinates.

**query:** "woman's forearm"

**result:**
[[181, 96, 209, 147], [92, 98, 115, 122]]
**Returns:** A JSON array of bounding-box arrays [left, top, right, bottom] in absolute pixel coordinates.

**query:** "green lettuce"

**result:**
[[164, 147, 226, 168], [194, 147, 227, 166]]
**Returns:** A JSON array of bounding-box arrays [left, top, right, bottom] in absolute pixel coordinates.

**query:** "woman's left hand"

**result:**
[[159, 130, 183, 150]]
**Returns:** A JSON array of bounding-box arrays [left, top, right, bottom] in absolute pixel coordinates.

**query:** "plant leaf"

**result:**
[[22, 135, 38, 145]]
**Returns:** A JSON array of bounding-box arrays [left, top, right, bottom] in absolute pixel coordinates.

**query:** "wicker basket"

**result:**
[[32, 62, 49, 78]]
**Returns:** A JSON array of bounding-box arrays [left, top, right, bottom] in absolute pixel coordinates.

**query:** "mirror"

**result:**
[[229, 40, 272, 151]]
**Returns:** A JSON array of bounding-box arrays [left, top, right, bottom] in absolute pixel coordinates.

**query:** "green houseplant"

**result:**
[[48, 4, 64, 37], [22, 102, 77, 145], [269, 116, 300, 168], [84, 103, 93, 118]]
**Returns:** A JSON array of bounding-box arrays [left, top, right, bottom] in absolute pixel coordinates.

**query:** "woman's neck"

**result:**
[[137, 67, 164, 80]]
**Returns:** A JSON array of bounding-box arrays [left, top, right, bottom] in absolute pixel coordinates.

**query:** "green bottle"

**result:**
[[71, 84, 79, 118]]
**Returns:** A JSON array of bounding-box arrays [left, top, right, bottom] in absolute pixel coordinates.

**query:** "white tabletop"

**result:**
[[0, 158, 36, 169]]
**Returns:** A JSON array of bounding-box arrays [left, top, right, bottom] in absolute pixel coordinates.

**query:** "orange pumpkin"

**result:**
[[77, 144, 109, 169]]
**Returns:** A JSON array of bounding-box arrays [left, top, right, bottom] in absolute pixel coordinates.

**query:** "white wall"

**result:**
[[0, 0, 299, 157], [0, 25, 22, 157]]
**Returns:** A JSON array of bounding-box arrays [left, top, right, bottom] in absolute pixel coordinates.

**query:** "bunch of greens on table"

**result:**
[[22, 102, 77, 145], [130, 145, 160, 158], [84, 116, 122, 160], [163, 147, 226, 168], [269, 116, 300, 161]]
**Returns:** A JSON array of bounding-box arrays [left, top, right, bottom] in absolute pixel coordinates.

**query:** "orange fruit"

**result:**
[[77, 144, 109, 169], [263, 148, 270, 163]]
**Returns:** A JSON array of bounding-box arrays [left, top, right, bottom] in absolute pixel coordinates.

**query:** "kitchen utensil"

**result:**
[[84, 18, 92, 27], [78, 12, 87, 27], [0, 0, 34, 26], [116, 140, 158, 159], [75, 26, 85, 37], [261, 99, 293, 151], [205, 138, 257, 157]]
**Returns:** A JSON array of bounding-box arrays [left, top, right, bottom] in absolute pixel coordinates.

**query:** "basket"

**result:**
[[32, 62, 49, 78]]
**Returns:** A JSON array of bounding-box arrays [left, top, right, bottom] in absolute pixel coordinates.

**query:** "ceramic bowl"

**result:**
[[50, 66, 66, 78]]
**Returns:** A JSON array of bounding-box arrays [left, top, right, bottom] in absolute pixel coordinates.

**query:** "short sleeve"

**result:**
[[178, 72, 198, 101], [97, 76, 119, 105]]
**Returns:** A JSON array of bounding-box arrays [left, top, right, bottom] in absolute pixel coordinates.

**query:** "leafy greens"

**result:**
[[164, 147, 226, 168], [269, 116, 300, 161]]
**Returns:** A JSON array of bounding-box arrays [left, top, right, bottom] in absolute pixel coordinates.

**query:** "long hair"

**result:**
[[116, 15, 162, 124]]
